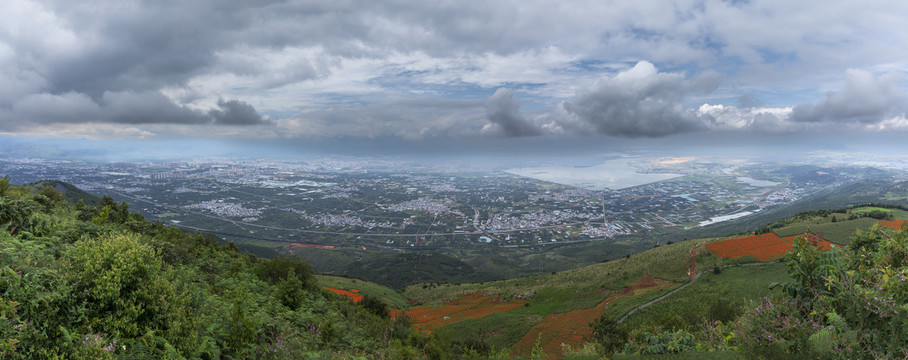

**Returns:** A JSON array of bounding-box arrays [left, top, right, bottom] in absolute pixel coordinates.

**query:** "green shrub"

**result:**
[[65, 233, 173, 338]]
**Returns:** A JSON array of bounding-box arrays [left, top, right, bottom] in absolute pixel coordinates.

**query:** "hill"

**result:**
[[0, 179, 445, 358], [2, 177, 906, 359], [25, 179, 102, 206], [393, 204, 908, 358]]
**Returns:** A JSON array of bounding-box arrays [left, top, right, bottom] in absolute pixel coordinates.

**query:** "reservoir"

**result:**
[[505, 158, 683, 190]]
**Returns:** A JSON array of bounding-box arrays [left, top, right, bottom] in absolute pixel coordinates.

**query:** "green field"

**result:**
[[312, 204, 908, 356], [769, 204, 908, 245], [619, 262, 790, 333], [316, 274, 411, 309], [772, 217, 877, 244]]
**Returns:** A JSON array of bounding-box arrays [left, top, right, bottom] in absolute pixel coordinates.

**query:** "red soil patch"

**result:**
[[322, 287, 363, 303], [286, 243, 335, 250], [510, 276, 674, 360], [708, 232, 836, 261], [731, 233, 786, 250], [391, 293, 526, 333], [704, 240, 747, 258], [879, 219, 908, 231]]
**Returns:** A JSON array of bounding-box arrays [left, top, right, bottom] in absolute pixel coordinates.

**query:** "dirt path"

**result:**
[[616, 262, 770, 324], [510, 276, 675, 359], [616, 272, 703, 323]]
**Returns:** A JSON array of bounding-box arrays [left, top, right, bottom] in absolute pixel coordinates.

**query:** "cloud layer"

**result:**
[[1, 0, 908, 142]]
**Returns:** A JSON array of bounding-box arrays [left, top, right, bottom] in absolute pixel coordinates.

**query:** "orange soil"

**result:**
[[322, 287, 363, 303], [391, 293, 526, 333], [510, 276, 675, 360], [879, 219, 908, 231], [708, 232, 836, 261], [286, 243, 335, 250]]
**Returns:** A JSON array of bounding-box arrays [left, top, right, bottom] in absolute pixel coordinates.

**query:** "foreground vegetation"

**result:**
[[2, 176, 906, 359], [0, 178, 484, 359], [583, 224, 908, 359]]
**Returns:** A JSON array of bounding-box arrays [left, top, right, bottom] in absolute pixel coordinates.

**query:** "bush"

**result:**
[[257, 256, 316, 289], [65, 233, 173, 338], [590, 316, 627, 354], [359, 295, 390, 318]]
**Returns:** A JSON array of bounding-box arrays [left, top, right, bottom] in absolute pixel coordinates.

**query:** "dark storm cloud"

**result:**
[[790, 70, 908, 123], [38, 0, 266, 97], [9, 90, 265, 126], [24, 0, 526, 100], [483, 89, 542, 137], [209, 99, 265, 125], [562, 61, 721, 138], [101, 91, 209, 124]]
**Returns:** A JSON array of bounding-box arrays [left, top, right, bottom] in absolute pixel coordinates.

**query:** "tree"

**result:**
[[0, 175, 10, 198]]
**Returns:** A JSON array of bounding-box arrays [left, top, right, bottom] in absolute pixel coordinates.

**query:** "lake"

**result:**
[[504, 158, 683, 190]]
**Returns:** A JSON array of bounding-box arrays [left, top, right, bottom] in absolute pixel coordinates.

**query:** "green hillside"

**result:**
[[25, 179, 102, 206], [0, 178, 434, 358], [316, 275, 411, 310], [397, 205, 908, 359], [3, 176, 906, 359]]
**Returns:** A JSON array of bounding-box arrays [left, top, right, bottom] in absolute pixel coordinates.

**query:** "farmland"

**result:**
[[705, 232, 836, 261], [316, 274, 411, 309], [509, 276, 674, 358], [391, 293, 528, 333], [618, 262, 791, 333], [383, 205, 908, 358]]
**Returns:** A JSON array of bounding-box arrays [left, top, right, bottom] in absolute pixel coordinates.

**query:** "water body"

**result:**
[[505, 158, 683, 190], [736, 176, 779, 187]]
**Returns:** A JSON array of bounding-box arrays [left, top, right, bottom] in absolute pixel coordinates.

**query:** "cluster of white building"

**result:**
[[183, 200, 262, 218]]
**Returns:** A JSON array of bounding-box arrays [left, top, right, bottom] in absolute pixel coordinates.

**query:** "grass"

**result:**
[[619, 262, 790, 333], [772, 217, 878, 245], [611, 350, 738, 360], [403, 237, 715, 305], [396, 239, 717, 356], [315, 274, 411, 309], [851, 206, 894, 214], [603, 286, 677, 320], [377, 205, 908, 356], [437, 312, 542, 352]]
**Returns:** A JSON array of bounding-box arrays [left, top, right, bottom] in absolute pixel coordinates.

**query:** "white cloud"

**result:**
[[791, 69, 908, 123]]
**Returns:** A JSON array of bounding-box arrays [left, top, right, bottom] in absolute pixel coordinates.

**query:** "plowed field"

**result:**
[[708, 232, 836, 261], [323, 287, 363, 303], [390, 293, 526, 333], [510, 276, 674, 359], [879, 219, 908, 231]]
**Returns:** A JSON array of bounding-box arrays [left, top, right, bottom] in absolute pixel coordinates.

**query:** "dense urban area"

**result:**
[[2, 155, 893, 254]]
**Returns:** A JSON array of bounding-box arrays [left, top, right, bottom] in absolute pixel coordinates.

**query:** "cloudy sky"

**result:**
[[1, 0, 907, 157]]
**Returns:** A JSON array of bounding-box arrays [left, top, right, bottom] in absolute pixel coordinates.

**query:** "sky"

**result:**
[[1, 0, 908, 159]]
